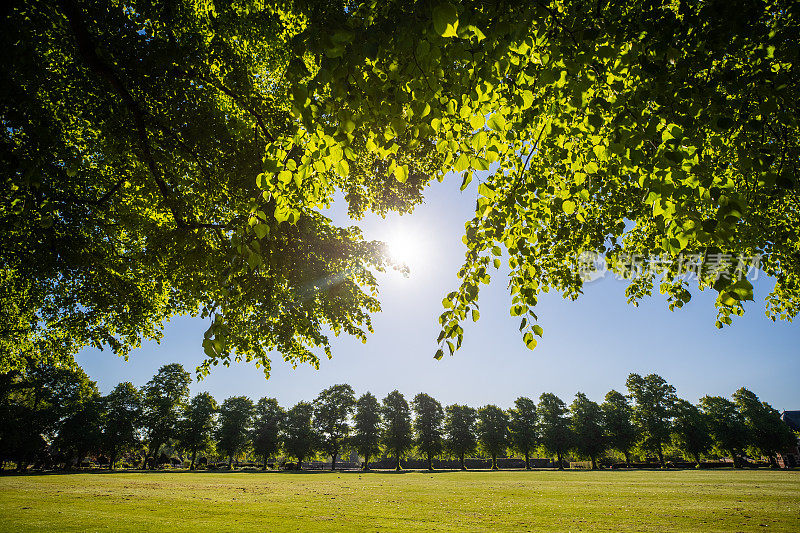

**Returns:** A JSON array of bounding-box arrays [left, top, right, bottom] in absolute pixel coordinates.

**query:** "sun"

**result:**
[[387, 230, 421, 268]]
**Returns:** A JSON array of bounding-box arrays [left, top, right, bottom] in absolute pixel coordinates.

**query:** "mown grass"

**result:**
[[0, 469, 798, 532]]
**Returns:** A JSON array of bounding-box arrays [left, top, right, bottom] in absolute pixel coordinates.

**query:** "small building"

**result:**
[[777, 411, 800, 468]]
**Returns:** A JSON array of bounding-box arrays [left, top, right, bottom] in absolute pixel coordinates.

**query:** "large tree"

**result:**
[[671, 399, 712, 467], [733, 388, 797, 468], [700, 395, 749, 468], [52, 392, 104, 468], [538, 393, 572, 470], [477, 404, 509, 470], [0, 364, 98, 469], [601, 390, 637, 466], [313, 384, 356, 470], [381, 390, 413, 471], [412, 393, 445, 471], [444, 405, 478, 470], [101, 382, 142, 470], [282, 402, 317, 470], [4, 0, 798, 376], [140, 363, 191, 469], [251, 397, 285, 470], [216, 396, 255, 469], [626, 373, 676, 467], [179, 392, 218, 470], [570, 393, 605, 470], [351, 392, 382, 470], [509, 397, 538, 470]]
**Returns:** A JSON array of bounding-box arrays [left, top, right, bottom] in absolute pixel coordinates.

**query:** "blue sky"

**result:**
[[76, 177, 800, 411]]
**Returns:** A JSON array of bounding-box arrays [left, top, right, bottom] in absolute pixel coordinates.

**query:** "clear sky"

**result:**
[[76, 176, 800, 411]]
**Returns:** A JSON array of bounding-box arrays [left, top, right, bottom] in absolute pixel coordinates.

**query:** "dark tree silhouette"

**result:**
[[141, 364, 191, 469], [570, 393, 605, 470], [538, 393, 572, 470], [179, 392, 217, 470], [313, 384, 355, 470], [381, 390, 413, 471], [216, 396, 254, 469], [444, 405, 477, 470], [601, 390, 637, 466], [283, 402, 317, 470], [251, 397, 284, 470], [509, 397, 538, 470], [351, 392, 381, 470], [412, 393, 445, 471], [626, 373, 676, 468]]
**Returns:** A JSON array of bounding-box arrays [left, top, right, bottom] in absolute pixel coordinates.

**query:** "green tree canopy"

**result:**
[[251, 397, 285, 470], [4, 0, 798, 377], [216, 395, 255, 468], [477, 404, 510, 470], [538, 392, 572, 470], [733, 387, 797, 467], [412, 393, 445, 471], [570, 392, 605, 470], [381, 390, 413, 471], [508, 396, 538, 470], [601, 389, 637, 465], [351, 392, 382, 470], [671, 399, 712, 467], [141, 363, 191, 468], [444, 404, 478, 470], [626, 373, 676, 467], [101, 381, 143, 470], [179, 392, 218, 470], [312, 384, 356, 469], [282, 401, 317, 470], [700, 395, 749, 468], [0, 364, 98, 469]]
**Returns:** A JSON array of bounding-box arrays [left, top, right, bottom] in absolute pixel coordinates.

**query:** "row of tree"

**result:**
[[1, 364, 796, 471]]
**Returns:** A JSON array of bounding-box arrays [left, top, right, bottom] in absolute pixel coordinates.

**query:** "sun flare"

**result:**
[[387, 231, 421, 268]]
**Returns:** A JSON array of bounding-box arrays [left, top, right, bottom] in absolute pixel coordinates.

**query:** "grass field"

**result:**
[[1, 469, 798, 532]]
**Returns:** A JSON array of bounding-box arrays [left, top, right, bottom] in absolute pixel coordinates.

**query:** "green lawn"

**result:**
[[1, 469, 798, 532]]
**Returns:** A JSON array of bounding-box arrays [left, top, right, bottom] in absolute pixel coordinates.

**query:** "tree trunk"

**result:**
[[491, 453, 498, 470], [395, 454, 401, 471], [768, 454, 778, 469], [109, 445, 117, 471], [363, 454, 370, 471], [729, 449, 738, 469], [590, 454, 597, 470], [693, 453, 701, 468], [657, 445, 665, 468], [557, 452, 564, 470], [331, 452, 337, 471], [190, 450, 197, 470], [263, 458, 268, 471], [460, 452, 466, 470], [525, 451, 530, 470], [228, 455, 233, 469], [624, 451, 631, 467], [427, 452, 433, 471], [297, 455, 303, 470]]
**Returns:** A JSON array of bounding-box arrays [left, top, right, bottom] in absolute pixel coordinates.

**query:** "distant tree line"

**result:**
[[1, 365, 796, 471]]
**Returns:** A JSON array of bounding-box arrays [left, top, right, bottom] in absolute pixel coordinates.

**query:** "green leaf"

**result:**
[[562, 199, 576, 215], [432, 3, 459, 38], [523, 332, 537, 350], [532, 324, 543, 337], [487, 113, 506, 132], [471, 309, 480, 322], [394, 164, 409, 183], [254, 224, 269, 239], [470, 114, 485, 130]]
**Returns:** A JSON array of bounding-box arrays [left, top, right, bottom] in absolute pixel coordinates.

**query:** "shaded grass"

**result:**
[[1, 469, 798, 532]]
